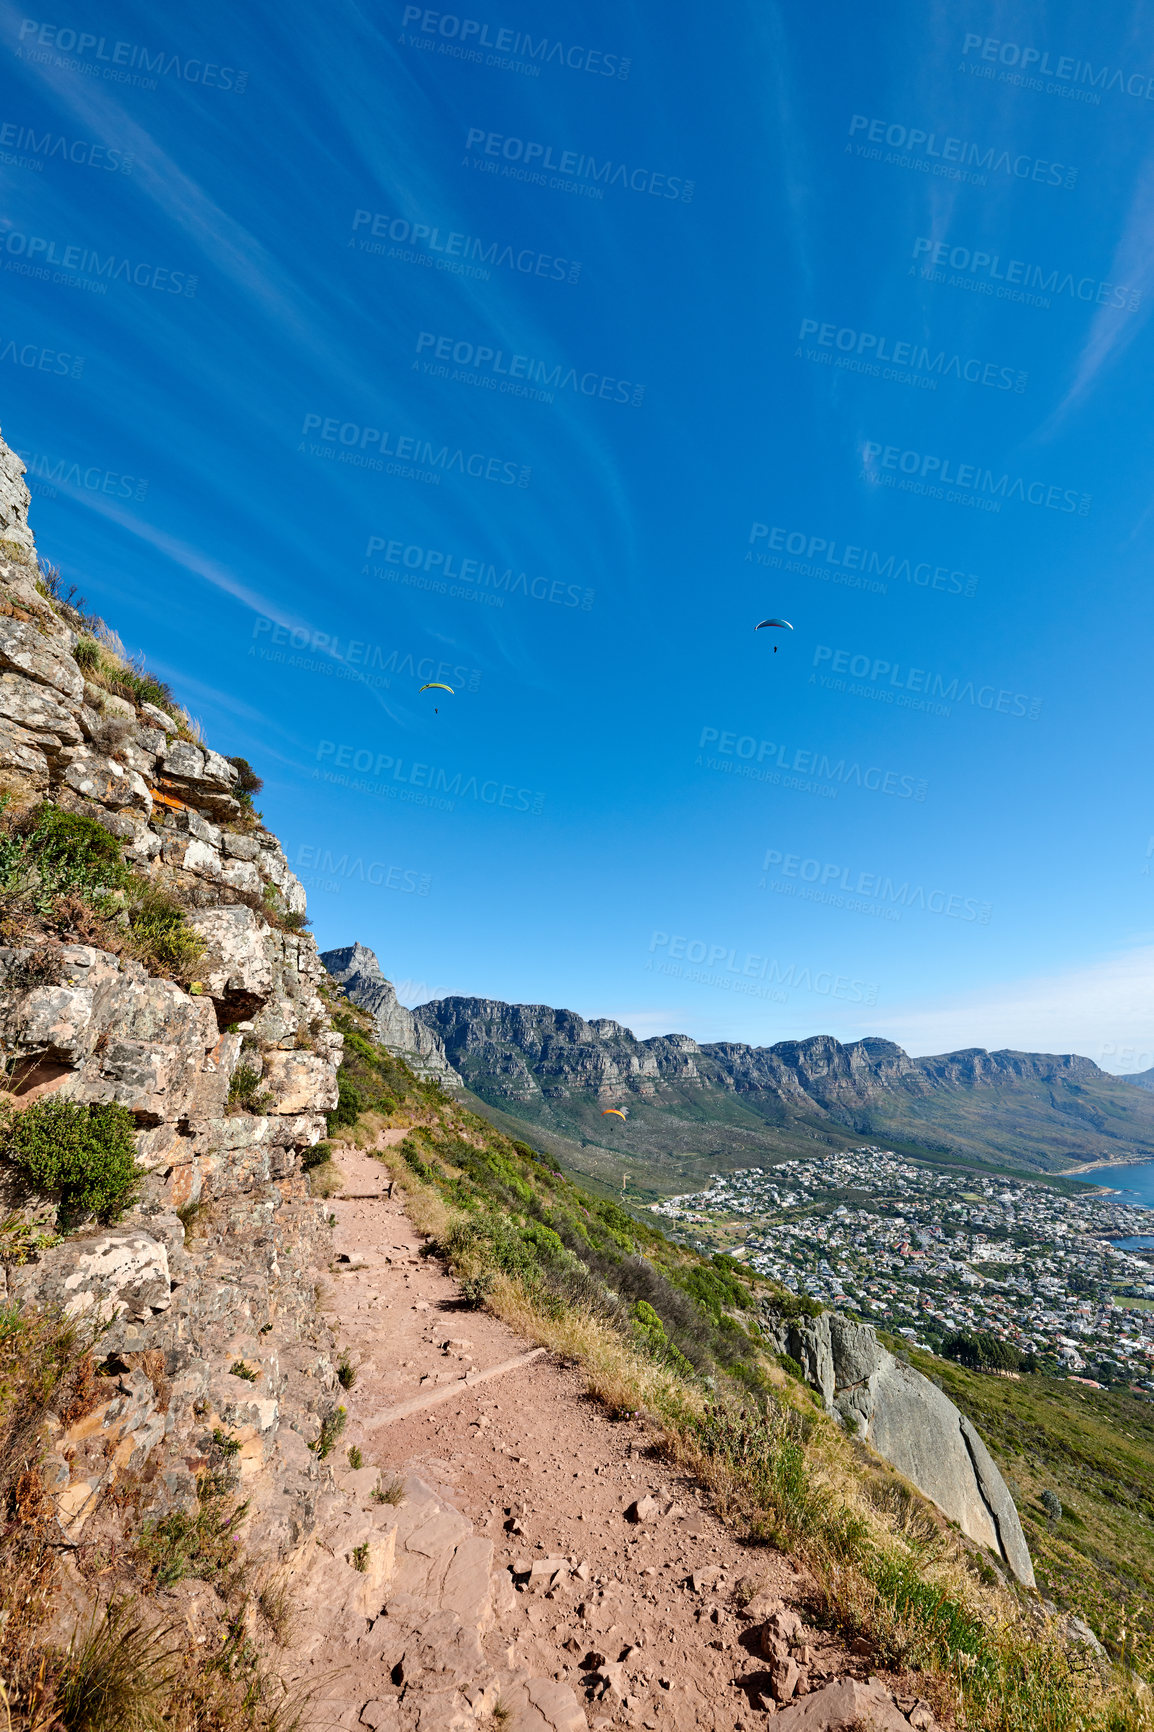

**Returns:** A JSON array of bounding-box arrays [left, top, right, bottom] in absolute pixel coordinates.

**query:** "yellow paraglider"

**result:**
[[419, 681, 454, 713], [601, 1107, 628, 1120]]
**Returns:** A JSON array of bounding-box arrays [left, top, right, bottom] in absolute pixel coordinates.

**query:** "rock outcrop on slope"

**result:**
[[0, 429, 343, 1560], [764, 1307, 1035, 1586], [414, 995, 1154, 1170], [322, 941, 461, 1086]]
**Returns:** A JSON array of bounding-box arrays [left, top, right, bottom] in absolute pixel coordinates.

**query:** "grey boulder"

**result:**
[[766, 1308, 1035, 1586]]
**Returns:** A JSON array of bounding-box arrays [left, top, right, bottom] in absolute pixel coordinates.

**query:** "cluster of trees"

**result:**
[[942, 1330, 1038, 1374]]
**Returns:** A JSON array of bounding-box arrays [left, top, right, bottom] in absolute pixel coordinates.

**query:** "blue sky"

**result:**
[[3, 0, 1154, 1066]]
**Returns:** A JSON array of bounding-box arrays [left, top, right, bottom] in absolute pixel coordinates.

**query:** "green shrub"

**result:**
[[227, 1064, 271, 1115], [73, 636, 100, 670], [0, 1097, 140, 1223], [96, 652, 176, 716], [326, 1071, 363, 1132], [125, 883, 205, 977], [301, 1141, 332, 1171], [0, 804, 131, 915], [632, 1299, 695, 1377], [226, 757, 263, 795], [137, 1471, 248, 1589], [336, 1352, 357, 1390], [347, 1445, 363, 1470]]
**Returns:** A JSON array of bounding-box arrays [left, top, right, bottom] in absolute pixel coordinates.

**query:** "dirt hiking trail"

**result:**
[[277, 1145, 939, 1732]]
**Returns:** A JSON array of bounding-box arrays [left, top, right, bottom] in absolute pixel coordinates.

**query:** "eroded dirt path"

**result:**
[[277, 1146, 924, 1732]]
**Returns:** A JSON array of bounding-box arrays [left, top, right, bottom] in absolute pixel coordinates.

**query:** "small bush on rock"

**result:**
[[227, 1065, 271, 1116], [124, 883, 205, 978], [311, 1406, 346, 1460], [0, 1097, 140, 1224], [0, 803, 131, 916]]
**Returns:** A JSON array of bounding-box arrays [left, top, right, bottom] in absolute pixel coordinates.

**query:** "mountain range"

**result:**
[[406, 992, 1154, 1189]]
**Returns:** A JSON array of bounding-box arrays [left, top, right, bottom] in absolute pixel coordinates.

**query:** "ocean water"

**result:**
[[1078, 1160, 1154, 1240]]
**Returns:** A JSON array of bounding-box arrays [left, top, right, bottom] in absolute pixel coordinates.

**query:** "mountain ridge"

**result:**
[[413, 995, 1154, 1178]]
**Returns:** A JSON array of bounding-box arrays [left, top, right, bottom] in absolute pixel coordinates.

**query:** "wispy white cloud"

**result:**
[[865, 943, 1154, 1070], [52, 490, 407, 723], [1048, 159, 1154, 420]]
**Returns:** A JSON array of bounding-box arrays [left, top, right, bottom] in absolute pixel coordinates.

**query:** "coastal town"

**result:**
[[649, 1148, 1154, 1388]]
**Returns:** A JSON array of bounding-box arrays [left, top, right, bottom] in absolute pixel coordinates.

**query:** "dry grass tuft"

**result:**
[[256, 1573, 296, 1646], [52, 1603, 180, 1732]]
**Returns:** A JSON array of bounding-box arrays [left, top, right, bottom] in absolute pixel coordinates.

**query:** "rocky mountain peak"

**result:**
[[321, 942, 461, 1086]]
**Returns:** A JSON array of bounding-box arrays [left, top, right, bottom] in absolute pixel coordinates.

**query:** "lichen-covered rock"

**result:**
[[0, 432, 34, 557], [0, 670, 83, 742], [63, 751, 153, 814], [11, 1226, 171, 1321], [262, 1050, 339, 1114], [186, 904, 276, 1018], [0, 611, 84, 703]]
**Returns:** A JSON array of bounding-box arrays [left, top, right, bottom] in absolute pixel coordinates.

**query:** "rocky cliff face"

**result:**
[[0, 429, 343, 1560], [321, 942, 461, 1085], [415, 999, 1106, 1109], [764, 1308, 1035, 1587], [415, 997, 1154, 1168], [413, 996, 699, 1101]]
